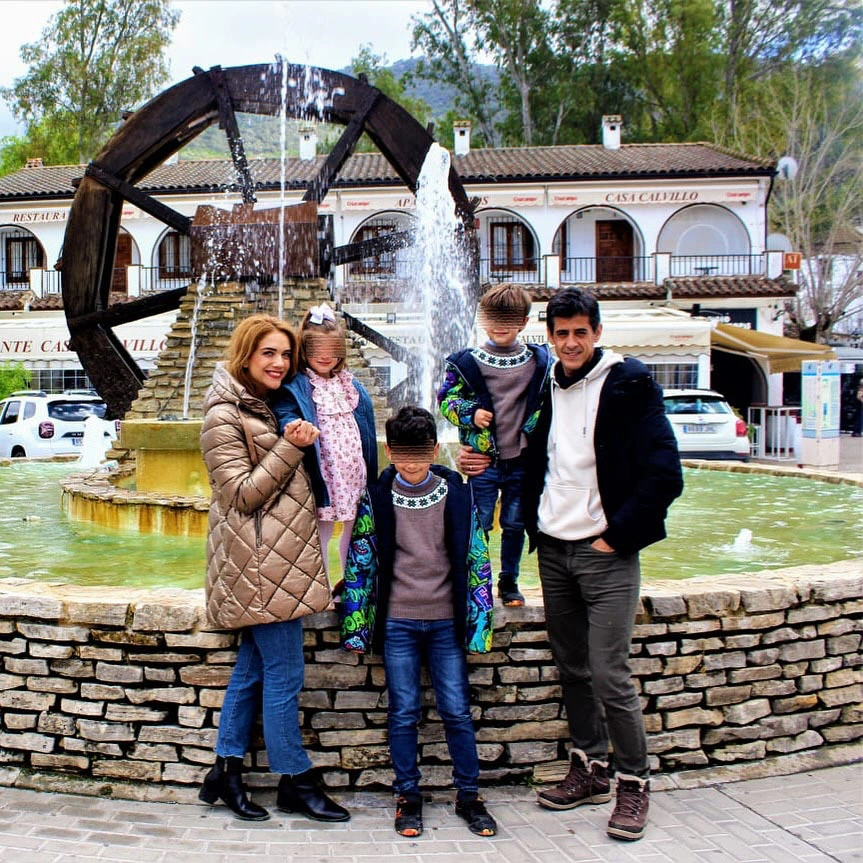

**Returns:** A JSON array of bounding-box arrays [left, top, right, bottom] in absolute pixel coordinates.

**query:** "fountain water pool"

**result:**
[[4, 461, 860, 588]]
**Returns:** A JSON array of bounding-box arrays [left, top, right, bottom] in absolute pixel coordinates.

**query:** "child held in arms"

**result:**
[[437, 283, 552, 607], [273, 303, 377, 579], [340, 406, 497, 839]]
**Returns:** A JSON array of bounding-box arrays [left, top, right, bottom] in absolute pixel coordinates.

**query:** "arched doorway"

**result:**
[[552, 207, 648, 284], [111, 227, 139, 293]]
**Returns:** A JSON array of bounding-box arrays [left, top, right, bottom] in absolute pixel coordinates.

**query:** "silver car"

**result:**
[[662, 388, 750, 461]]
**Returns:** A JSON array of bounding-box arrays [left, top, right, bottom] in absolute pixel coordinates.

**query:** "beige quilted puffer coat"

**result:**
[[201, 364, 331, 629]]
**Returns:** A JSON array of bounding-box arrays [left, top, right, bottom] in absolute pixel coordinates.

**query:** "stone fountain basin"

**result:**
[[61, 419, 210, 537], [118, 419, 209, 499]]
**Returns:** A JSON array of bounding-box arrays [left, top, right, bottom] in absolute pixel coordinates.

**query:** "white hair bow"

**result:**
[[309, 303, 336, 325]]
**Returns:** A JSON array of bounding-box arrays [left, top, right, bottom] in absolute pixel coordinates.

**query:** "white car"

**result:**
[[662, 388, 750, 461], [0, 390, 115, 458]]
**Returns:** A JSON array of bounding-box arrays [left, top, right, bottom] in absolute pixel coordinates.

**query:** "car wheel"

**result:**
[[10, 446, 26, 458]]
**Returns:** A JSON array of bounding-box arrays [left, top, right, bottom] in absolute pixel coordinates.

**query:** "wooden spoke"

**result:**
[[208, 66, 257, 205], [332, 231, 413, 267], [62, 62, 475, 418], [84, 165, 191, 234], [303, 88, 379, 204]]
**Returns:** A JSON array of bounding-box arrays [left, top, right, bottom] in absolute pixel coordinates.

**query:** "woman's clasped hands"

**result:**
[[284, 418, 320, 447]]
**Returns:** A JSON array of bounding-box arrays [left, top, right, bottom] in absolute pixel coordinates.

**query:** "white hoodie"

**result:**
[[537, 349, 624, 541]]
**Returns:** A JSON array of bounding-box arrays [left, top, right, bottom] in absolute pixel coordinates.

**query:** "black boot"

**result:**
[[277, 769, 351, 822], [199, 756, 270, 821]]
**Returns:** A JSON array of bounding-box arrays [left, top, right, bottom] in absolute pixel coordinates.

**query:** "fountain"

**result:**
[[731, 527, 754, 553], [52, 61, 477, 536], [408, 142, 475, 409]]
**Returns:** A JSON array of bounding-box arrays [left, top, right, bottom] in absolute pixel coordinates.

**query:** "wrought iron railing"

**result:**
[[478, 258, 541, 283], [560, 256, 654, 284], [669, 254, 765, 277], [138, 267, 195, 294]]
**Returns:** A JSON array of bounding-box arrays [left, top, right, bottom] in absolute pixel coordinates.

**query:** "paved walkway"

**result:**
[[1, 762, 861, 862]]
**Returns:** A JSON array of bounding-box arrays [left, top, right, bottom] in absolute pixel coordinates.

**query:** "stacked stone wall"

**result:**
[[125, 280, 384, 423], [0, 563, 860, 801]]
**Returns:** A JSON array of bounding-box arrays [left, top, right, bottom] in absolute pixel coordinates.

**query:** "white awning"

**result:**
[[0, 311, 177, 365], [524, 307, 712, 349]]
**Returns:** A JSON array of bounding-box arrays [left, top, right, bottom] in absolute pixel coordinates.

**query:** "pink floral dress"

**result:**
[[307, 368, 367, 522]]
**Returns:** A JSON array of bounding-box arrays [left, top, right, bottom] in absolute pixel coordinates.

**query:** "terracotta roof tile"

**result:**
[[528, 283, 666, 301], [0, 291, 30, 311], [525, 276, 794, 303], [0, 290, 147, 312], [664, 275, 795, 298], [28, 294, 64, 311], [0, 142, 774, 201]]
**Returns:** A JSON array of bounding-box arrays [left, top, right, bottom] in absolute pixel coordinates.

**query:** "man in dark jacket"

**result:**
[[522, 288, 683, 842]]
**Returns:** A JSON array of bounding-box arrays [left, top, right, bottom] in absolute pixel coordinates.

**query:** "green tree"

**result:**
[[610, 0, 721, 140], [0, 113, 83, 176], [350, 45, 432, 153], [1, 0, 180, 165], [717, 0, 863, 117], [0, 363, 32, 400], [411, 0, 502, 147], [469, 0, 553, 146], [720, 61, 863, 343]]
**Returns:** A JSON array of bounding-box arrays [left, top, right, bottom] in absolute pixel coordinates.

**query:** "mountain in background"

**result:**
[[181, 57, 499, 161]]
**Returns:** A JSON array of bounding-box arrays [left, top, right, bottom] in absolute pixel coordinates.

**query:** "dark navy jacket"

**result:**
[[523, 358, 683, 557], [437, 343, 552, 461], [273, 372, 378, 509], [343, 464, 493, 655]]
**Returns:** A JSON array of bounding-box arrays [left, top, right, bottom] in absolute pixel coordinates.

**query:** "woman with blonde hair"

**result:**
[[198, 313, 349, 823]]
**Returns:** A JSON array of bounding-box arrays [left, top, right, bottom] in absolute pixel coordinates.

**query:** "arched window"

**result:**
[[158, 231, 192, 278], [490, 219, 535, 270], [4, 231, 44, 284]]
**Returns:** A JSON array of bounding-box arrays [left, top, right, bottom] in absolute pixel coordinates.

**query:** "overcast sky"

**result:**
[[0, 0, 429, 138]]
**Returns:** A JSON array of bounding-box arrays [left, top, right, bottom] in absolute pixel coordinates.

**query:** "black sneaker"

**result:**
[[394, 793, 423, 837], [455, 793, 497, 836], [498, 579, 525, 607]]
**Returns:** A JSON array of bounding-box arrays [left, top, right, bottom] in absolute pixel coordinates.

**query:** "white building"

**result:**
[[0, 119, 824, 413]]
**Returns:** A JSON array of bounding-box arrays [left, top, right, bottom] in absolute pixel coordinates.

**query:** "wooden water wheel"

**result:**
[[62, 62, 476, 418]]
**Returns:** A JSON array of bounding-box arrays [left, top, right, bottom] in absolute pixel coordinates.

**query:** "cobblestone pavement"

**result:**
[[0, 762, 860, 863]]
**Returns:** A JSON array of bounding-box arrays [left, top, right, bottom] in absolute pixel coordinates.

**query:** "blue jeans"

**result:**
[[216, 618, 312, 776], [537, 534, 649, 778], [383, 618, 480, 796], [470, 456, 525, 582]]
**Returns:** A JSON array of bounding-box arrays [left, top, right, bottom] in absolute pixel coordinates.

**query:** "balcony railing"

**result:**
[[669, 254, 765, 277], [479, 258, 541, 283], [4, 251, 775, 300], [0, 274, 32, 291], [137, 267, 194, 294], [561, 256, 654, 284]]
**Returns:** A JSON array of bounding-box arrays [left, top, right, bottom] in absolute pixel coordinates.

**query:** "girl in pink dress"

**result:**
[[273, 304, 378, 576]]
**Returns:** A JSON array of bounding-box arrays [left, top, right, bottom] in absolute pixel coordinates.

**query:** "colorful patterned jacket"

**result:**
[[436, 342, 553, 461], [340, 464, 494, 655]]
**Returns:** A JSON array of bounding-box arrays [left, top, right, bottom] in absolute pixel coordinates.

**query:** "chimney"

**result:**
[[299, 126, 317, 161], [25, 157, 44, 169], [453, 120, 471, 156], [601, 115, 622, 150]]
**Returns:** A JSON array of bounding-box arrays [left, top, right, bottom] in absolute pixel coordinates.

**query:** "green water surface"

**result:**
[[0, 462, 860, 589]]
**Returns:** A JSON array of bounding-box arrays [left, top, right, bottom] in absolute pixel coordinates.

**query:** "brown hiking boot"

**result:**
[[607, 776, 650, 841], [536, 752, 611, 810]]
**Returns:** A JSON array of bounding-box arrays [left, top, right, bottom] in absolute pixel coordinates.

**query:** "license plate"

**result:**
[[71, 438, 83, 446], [682, 424, 718, 434]]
